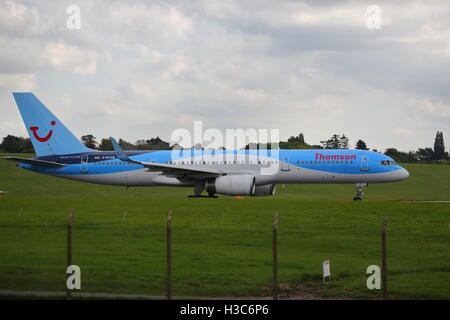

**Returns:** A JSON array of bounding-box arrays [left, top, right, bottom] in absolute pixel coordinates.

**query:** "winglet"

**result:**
[[110, 137, 132, 162]]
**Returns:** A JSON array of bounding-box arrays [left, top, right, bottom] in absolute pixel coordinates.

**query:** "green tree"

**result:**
[[384, 148, 409, 163], [433, 131, 446, 160], [146, 136, 170, 150], [1, 135, 22, 152], [417, 148, 434, 162], [287, 133, 305, 144], [406, 151, 418, 163], [278, 141, 311, 149], [22, 138, 34, 153], [0, 135, 34, 153], [118, 138, 135, 150], [321, 134, 348, 149], [355, 139, 368, 150], [98, 138, 113, 151], [81, 135, 97, 149], [135, 137, 170, 150], [135, 140, 148, 150]]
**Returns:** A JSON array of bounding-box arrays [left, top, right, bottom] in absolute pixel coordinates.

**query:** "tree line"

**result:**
[[381, 131, 448, 164], [80, 135, 171, 151], [0, 131, 448, 164]]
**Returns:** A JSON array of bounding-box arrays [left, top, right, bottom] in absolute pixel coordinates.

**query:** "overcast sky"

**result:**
[[1, 0, 449, 151]]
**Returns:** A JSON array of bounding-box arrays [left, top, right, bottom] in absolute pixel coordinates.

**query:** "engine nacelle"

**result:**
[[206, 174, 256, 196], [252, 184, 276, 196]]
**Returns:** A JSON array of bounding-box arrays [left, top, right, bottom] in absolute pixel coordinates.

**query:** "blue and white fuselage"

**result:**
[[20, 149, 408, 186], [5, 93, 409, 199]]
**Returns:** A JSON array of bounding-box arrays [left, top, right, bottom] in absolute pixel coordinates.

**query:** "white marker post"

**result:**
[[323, 260, 331, 283]]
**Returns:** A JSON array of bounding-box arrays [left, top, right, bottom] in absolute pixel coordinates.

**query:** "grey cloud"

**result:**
[[0, 0, 449, 152]]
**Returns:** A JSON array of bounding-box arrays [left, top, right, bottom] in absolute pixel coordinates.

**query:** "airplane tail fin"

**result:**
[[12, 92, 91, 157]]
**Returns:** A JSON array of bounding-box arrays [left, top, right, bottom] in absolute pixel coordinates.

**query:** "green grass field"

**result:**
[[0, 153, 449, 299]]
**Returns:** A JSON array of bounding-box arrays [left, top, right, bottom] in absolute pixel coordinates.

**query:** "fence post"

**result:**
[[66, 208, 75, 300], [381, 216, 388, 300], [273, 213, 279, 300], [166, 211, 173, 300]]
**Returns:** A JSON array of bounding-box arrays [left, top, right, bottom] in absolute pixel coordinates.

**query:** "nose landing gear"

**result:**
[[354, 183, 368, 200]]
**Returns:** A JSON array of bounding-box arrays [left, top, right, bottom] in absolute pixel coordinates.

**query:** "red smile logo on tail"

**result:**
[[30, 120, 56, 142]]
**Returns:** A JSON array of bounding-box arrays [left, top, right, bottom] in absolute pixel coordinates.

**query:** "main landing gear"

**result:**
[[353, 183, 368, 200], [187, 182, 218, 198]]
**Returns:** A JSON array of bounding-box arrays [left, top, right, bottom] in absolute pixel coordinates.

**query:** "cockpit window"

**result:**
[[381, 160, 398, 166]]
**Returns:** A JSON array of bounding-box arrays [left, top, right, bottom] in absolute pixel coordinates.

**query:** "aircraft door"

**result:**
[[280, 153, 290, 171], [360, 156, 369, 171], [80, 155, 89, 173]]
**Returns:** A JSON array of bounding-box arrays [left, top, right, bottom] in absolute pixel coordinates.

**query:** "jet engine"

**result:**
[[205, 174, 256, 196], [252, 184, 276, 196]]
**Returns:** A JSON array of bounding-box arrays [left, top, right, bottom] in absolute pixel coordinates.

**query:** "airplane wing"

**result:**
[[109, 137, 223, 179], [3, 156, 66, 168]]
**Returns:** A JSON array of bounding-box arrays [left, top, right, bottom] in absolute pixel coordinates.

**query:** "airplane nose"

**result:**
[[399, 167, 409, 180]]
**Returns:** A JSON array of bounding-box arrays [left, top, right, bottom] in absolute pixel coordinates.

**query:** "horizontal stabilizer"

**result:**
[[2, 156, 66, 168]]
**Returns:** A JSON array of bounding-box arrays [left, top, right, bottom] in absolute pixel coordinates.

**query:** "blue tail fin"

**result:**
[[12, 92, 91, 156]]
